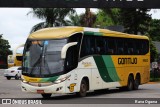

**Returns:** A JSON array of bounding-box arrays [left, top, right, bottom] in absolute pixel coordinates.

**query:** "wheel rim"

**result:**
[[129, 80, 133, 89], [79, 81, 87, 96], [81, 83, 86, 93], [134, 78, 139, 89], [128, 77, 133, 90]]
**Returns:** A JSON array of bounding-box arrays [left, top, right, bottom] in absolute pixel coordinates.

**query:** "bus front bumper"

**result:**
[[21, 81, 66, 94]]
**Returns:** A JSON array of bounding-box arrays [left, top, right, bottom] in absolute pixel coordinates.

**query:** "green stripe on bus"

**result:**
[[40, 75, 59, 82], [102, 56, 120, 81], [84, 31, 103, 36], [93, 56, 113, 82]]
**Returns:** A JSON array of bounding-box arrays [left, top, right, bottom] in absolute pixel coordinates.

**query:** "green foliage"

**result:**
[[94, 9, 114, 27], [148, 19, 160, 41], [94, 8, 120, 28], [0, 34, 12, 68], [0, 35, 12, 56], [149, 38, 158, 62], [65, 13, 81, 26], [28, 8, 75, 33], [119, 9, 151, 35]]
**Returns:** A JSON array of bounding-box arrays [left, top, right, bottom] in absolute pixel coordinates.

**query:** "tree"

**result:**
[[94, 8, 120, 28], [150, 40, 158, 62], [80, 8, 96, 27], [65, 12, 81, 26], [28, 8, 75, 33], [0, 34, 12, 68], [148, 19, 160, 41], [119, 9, 151, 35]]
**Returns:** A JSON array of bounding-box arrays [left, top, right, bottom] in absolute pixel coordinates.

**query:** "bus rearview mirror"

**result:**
[[61, 42, 78, 59]]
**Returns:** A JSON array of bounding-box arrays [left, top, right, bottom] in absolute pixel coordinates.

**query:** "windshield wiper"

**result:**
[[30, 53, 42, 75]]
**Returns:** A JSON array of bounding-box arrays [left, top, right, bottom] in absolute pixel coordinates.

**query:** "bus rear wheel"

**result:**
[[134, 75, 140, 90], [41, 93, 52, 98], [126, 75, 134, 91], [77, 79, 88, 97]]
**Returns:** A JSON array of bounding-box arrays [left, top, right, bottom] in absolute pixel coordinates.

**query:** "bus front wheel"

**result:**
[[77, 79, 88, 97], [41, 93, 52, 98]]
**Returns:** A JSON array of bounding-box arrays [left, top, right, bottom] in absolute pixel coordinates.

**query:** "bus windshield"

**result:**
[[23, 39, 67, 77]]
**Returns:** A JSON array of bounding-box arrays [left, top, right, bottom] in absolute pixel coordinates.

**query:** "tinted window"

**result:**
[[80, 35, 97, 58], [116, 39, 124, 55], [80, 35, 149, 58], [96, 37, 106, 54], [107, 38, 116, 55]]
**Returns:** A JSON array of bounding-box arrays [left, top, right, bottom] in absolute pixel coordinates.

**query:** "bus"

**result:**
[[14, 54, 23, 66], [21, 26, 150, 98], [8, 54, 23, 68]]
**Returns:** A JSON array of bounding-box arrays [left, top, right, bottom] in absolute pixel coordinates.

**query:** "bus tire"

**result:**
[[77, 79, 88, 97], [126, 75, 134, 91], [134, 74, 140, 90], [41, 93, 52, 98], [15, 74, 19, 80], [6, 77, 11, 80]]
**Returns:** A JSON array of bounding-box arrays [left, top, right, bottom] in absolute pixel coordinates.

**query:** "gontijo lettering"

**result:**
[[118, 58, 137, 65]]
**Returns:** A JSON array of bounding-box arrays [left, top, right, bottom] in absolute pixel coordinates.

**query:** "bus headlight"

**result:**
[[54, 75, 71, 84]]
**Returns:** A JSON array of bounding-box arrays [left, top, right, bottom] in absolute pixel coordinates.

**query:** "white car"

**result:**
[[4, 66, 22, 80]]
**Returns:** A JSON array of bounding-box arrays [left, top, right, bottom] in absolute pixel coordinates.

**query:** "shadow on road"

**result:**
[[31, 88, 147, 100]]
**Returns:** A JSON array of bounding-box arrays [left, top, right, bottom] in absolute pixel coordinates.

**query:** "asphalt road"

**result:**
[[1, 69, 160, 105]]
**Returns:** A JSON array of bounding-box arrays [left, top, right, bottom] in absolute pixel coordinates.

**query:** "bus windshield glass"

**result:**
[[23, 39, 67, 77]]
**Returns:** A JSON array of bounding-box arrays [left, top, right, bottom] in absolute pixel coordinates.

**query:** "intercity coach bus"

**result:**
[[8, 54, 23, 68], [21, 26, 150, 98]]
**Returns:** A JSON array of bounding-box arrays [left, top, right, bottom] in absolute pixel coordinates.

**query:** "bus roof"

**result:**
[[28, 26, 149, 40]]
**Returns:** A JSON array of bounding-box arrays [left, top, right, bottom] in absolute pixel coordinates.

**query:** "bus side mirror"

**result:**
[[61, 42, 78, 59]]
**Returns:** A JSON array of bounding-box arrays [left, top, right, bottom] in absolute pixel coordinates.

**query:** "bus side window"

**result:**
[[80, 35, 90, 58], [116, 38, 124, 55], [80, 35, 96, 58], [90, 37, 96, 55], [107, 38, 116, 55], [135, 40, 143, 55], [142, 40, 149, 54], [96, 36, 105, 55], [124, 39, 135, 55]]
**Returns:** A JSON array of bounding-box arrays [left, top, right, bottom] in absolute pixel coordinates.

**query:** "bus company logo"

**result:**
[[82, 61, 92, 67], [68, 83, 76, 92], [118, 57, 137, 65]]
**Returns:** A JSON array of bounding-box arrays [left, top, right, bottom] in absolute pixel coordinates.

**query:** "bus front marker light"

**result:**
[[54, 75, 71, 84], [54, 80, 61, 84]]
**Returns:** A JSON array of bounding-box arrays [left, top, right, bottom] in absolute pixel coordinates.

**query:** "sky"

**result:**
[[0, 8, 160, 53]]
